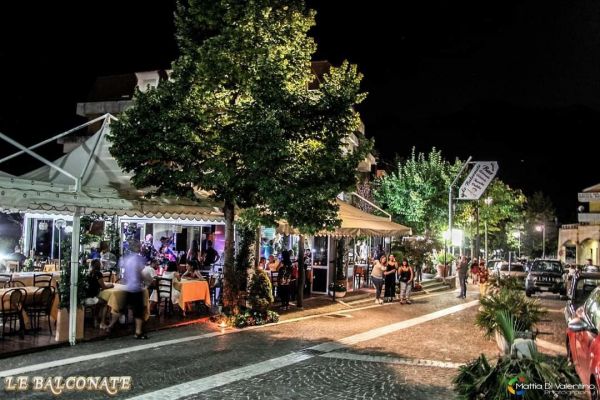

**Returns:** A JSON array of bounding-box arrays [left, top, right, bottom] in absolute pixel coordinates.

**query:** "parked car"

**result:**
[[497, 262, 527, 288], [564, 272, 600, 323], [566, 286, 600, 399], [525, 259, 566, 297], [486, 259, 503, 271]]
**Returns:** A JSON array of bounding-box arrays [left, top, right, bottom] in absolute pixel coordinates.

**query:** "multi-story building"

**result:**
[[558, 183, 600, 265]]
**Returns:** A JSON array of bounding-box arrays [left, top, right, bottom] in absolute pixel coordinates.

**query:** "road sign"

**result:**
[[458, 161, 498, 200]]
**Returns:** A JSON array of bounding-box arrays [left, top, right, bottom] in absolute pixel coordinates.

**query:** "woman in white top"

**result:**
[[371, 255, 387, 304], [150, 261, 181, 306]]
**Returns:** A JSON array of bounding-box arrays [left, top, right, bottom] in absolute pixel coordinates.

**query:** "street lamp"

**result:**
[[483, 197, 493, 262], [55, 219, 67, 266], [535, 224, 546, 259]]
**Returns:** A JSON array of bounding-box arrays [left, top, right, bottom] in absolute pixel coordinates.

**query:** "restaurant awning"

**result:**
[[0, 114, 223, 222], [277, 200, 412, 237]]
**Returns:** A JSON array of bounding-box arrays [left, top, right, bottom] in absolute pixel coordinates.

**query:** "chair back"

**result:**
[[10, 280, 26, 287], [1, 288, 25, 313], [33, 273, 53, 287], [102, 271, 113, 283], [31, 286, 54, 311], [5, 261, 19, 272], [156, 277, 173, 298]]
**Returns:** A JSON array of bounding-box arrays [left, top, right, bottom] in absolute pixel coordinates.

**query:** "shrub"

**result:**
[[247, 270, 273, 311], [476, 286, 546, 338], [453, 351, 578, 400]]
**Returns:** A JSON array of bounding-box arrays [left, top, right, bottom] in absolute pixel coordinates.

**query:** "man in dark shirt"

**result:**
[[457, 256, 469, 299], [203, 240, 220, 268]]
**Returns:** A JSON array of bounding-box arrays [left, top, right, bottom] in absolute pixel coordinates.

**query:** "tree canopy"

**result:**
[[109, 0, 370, 306]]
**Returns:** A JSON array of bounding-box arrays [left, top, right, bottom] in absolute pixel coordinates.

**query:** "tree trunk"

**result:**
[[222, 199, 237, 311], [296, 234, 305, 308]]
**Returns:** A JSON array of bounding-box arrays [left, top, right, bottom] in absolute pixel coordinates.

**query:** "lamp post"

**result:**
[[484, 197, 493, 262], [536, 224, 546, 258], [55, 219, 66, 266]]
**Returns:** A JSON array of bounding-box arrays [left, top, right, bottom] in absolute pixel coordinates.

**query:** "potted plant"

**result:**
[[247, 269, 274, 313], [436, 252, 454, 278], [329, 239, 348, 298], [475, 286, 545, 354], [55, 263, 89, 342], [22, 258, 34, 272]]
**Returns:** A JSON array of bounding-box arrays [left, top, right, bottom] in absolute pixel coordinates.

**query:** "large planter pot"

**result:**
[[422, 273, 435, 280], [494, 330, 510, 355], [328, 290, 347, 298], [436, 265, 447, 279], [55, 307, 84, 343]]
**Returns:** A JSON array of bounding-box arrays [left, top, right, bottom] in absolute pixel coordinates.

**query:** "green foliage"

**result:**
[[227, 309, 279, 328], [58, 263, 89, 309], [374, 147, 461, 236], [235, 222, 257, 292], [109, 1, 371, 304], [247, 270, 274, 311], [329, 282, 347, 292], [436, 251, 455, 265], [521, 191, 558, 258], [453, 352, 579, 400], [392, 237, 437, 270], [335, 238, 346, 281], [476, 287, 546, 338]]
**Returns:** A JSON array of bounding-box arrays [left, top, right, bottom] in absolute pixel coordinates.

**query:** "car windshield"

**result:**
[[531, 261, 562, 273], [500, 264, 524, 272]]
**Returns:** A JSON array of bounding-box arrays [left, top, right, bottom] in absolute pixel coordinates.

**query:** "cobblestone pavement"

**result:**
[[193, 356, 457, 400], [0, 286, 572, 400]]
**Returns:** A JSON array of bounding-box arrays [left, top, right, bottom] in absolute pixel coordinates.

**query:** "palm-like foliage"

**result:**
[[454, 351, 579, 400], [476, 287, 546, 338]]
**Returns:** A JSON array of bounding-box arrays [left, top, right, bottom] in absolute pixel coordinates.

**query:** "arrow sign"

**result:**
[[458, 161, 499, 200]]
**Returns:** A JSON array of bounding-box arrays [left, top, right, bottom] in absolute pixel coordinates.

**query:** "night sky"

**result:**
[[1, 0, 599, 222]]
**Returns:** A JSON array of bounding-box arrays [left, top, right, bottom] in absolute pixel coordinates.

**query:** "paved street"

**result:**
[[0, 286, 568, 400]]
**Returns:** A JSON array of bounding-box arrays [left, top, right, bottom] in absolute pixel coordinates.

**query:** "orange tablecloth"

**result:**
[[173, 279, 211, 309], [10, 272, 60, 287], [97, 284, 150, 321]]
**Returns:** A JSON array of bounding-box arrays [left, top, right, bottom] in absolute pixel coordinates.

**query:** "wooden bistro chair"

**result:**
[[155, 277, 174, 317], [0, 288, 26, 339], [102, 271, 113, 284], [354, 266, 365, 289], [26, 286, 55, 335], [33, 274, 53, 287]]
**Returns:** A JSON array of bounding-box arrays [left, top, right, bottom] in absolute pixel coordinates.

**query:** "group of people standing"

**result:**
[[371, 255, 415, 304], [456, 256, 489, 299]]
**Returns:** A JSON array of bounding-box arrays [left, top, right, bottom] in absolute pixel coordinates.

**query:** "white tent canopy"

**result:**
[[0, 114, 223, 221]]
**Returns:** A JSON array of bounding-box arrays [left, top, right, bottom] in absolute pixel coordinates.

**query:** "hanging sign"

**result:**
[[458, 161, 498, 200]]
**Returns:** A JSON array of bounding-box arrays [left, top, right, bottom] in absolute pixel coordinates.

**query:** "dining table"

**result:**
[[97, 284, 150, 321], [0, 286, 59, 330], [173, 279, 211, 310]]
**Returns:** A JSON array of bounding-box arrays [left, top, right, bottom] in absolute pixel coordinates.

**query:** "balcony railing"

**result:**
[[578, 213, 600, 224]]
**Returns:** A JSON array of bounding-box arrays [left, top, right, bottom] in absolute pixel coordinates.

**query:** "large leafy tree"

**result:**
[[374, 148, 461, 236], [110, 0, 369, 307], [454, 179, 526, 258]]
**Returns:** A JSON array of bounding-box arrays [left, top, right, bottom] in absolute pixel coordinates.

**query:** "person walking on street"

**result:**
[[383, 255, 397, 303], [398, 258, 414, 304], [277, 250, 293, 310], [371, 255, 387, 304], [457, 255, 468, 299], [477, 261, 489, 298]]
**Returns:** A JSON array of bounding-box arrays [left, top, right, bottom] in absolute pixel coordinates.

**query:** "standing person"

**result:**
[[114, 241, 148, 339], [383, 256, 397, 303], [187, 240, 201, 264], [387, 254, 399, 300], [398, 258, 414, 304], [278, 250, 293, 310], [371, 255, 387, 304], [141, 234, 157, 262], [470, 259, 480, 284], [267, 255, 281, 272], [202, 240, 220, 269], [457, 255, 469, 299], [414, 261, 422, 283], [478, 261, 490, 298]]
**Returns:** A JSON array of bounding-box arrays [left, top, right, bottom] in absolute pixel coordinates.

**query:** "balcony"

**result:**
[[578, 192, 600, 202], [578, 213, 600, 224]]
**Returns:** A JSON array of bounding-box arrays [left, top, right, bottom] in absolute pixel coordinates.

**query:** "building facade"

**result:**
[[558, 183, 600, 265]]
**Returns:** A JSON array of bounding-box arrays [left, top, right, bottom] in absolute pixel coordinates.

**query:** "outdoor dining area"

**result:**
[[0, 266, 216, 356]]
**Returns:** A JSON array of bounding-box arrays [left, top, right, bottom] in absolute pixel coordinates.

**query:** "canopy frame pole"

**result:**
[[0, 114, 109, 165], [351, 192, 392, 221], [446, 156, 472, 274], [0, 131, 81, 191], [79, 116, 110, 183], [69, 206, 82, 346]]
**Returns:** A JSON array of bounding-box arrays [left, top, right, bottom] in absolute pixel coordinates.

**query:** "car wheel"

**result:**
[[591, 377, 598, 400]]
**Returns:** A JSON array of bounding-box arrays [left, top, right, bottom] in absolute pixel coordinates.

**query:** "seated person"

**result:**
[[267, 255, 281, 272], [181, 260, 205, 280], [142, 259, 159, 291], [150, 261, 181, 306], [85, 259, 114, 328]]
